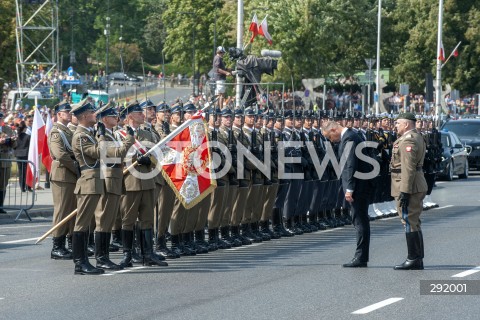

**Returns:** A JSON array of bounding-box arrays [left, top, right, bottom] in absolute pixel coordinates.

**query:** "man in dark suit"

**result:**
[[322, 120, 375, 268]]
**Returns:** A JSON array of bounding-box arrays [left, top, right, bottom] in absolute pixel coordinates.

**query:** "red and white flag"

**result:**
[[438, 40, 445, 61], [158, 114, 216, 209], [26, 107, 45, 188], [41, 111, 53, 172], [249, 13, 259, 43], [258, 15, 273, 45]]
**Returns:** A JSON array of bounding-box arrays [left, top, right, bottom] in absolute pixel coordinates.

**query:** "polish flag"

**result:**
[[249, 14, 258, 43], [258, 15, 273, 45], [26, 107, 46, 188], [42, 111, 53, 172], [438, 40, 445, 61]]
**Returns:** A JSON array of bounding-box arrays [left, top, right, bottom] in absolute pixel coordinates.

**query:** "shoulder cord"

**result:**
[[78, 132, 98, 169], [56, 128, 73, 152]]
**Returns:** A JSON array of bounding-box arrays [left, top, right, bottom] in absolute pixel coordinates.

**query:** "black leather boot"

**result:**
[[208, 229, 219, 251], [288, 217, 303, 235], [334, 208, 345, 226], [87, 232, 95, 256], [216, 228, 232, 249], [186, 231, 208, 254], [73, 232, 104, 275], [195, 230, 213, 251], [325, 210, 337, 228], [303, 214, 317, 232], [51, 236, 72, 260], [261, 220, 280, 239], [232, 225, 252, 245], [95, 232, 122, 270], [119, 229, 134, 268], [155, 234, 179, 259], [131, 227, 143, 263], [241, 223, 262, 243], [171, 234, 186, 256], [0, 191, 6, 214], [141, 229, 168, 266], [66, 235, 73, 253], [342, 208, 352, 225], [394, 231, 424, 270], [221, 226, 241, 247], [272, 209, 294, 237], [111, 229, 122, 248]]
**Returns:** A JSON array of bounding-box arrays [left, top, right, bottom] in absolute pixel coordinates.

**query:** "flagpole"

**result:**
[[375, 0, 381, 115], [441, 41, 461, 68], [235, 0, 244, 108], [35, 100, 217, 244], [435, 0, 444, 124]]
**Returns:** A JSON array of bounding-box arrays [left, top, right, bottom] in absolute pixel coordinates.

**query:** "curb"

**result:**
[[0, 209, 53, 221]]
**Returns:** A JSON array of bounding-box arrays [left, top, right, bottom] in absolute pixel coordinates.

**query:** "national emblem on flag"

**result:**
[[159, 114, 216, 209]]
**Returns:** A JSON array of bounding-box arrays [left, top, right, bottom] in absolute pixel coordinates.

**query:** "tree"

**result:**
[[0, 0, 16, 81]]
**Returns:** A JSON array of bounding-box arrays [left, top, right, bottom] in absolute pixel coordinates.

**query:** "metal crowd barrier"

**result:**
[[0, 159, 36, 221]]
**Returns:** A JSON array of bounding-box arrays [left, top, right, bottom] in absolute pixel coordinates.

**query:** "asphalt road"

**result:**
[[1, 175, 480, 319]]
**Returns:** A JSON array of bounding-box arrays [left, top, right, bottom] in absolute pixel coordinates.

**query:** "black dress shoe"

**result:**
[[394, 259, 424, 270], [342, 258, 367, 268]]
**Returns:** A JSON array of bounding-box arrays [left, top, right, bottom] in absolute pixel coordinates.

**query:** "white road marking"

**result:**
[[352, 298, 404, 314], [0, 224, 51, 230], [0, 298, 4, 300], [432, 205, 454, 210], [102, 266, 146, 276], [226, 243, 264, 251], [0, 237, 43, 244], [452, 266, 480, 278]]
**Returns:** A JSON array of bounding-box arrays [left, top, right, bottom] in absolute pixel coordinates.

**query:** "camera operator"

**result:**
[[213, 46, 232, 109]]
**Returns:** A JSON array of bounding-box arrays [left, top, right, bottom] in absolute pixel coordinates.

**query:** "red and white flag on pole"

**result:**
[[249, 13, 259, 43], [159, 114, 216, 209], [258, 15, 273, 45], [42, 111, 53, 172], [438, 40, 445, 61], [26, 107, 45, 188]]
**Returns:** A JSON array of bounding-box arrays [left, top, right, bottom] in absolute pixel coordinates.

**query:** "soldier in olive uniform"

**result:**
[[94, 103, 135, 270], [71, 99, 105, 275], [48, 100, 77, 259], [0, 112, 15, 213], [391, 112, 428, 270], [117, 102, 167, 267], [153, 102, 179, 259]]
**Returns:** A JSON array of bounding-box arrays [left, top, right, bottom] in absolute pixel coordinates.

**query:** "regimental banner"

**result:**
[[160, 114, 216, 209]]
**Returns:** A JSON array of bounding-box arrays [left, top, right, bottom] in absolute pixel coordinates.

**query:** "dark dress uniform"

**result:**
[[0, 117, 15, 213], [391, 113, 428, 270], [48, 101, 77, 259]]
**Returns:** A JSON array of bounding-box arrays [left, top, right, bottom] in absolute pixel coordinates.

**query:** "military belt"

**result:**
[[390, 167, 423, 173], [80, 164, 100, 171]]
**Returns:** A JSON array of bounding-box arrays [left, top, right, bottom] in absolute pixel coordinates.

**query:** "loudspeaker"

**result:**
[[425, 73, 434, 102]]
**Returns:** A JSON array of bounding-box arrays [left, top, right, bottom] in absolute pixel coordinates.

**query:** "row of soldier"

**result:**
[[47, 97, 440, 275]]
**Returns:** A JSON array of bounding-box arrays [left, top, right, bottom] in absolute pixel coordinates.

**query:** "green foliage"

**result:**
[[0, 0, 479, 95]]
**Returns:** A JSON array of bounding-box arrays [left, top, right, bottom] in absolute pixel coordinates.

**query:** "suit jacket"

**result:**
[[339, 128, 374, 197]]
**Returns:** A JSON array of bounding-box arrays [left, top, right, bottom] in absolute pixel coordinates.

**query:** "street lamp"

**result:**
[[179, 11, 196, 96], [105, 16, 110, 93]]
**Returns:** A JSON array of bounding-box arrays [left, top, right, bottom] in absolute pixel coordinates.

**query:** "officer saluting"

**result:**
[[391, 112, 428, 270]]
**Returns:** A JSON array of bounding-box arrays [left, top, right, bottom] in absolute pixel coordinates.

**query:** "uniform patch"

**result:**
[[406, 146, 412, 152], [82, 137, 88, 143], [52, 133, 59, 139]]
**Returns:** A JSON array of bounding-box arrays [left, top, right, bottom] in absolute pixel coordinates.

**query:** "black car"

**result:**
[[438, 131, 469, 180], [441, 119, 480, 170], [108, 72, 140, 86]]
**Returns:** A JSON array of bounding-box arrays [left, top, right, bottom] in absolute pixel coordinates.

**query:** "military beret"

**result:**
[[54, 100, 72, 114], [397, 112, 416, 121], [70, 98, 96, 116]]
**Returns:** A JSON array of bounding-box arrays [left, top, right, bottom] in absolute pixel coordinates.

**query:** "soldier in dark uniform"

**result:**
[[117, 102, 168, 267], [272, 110, 294, 237], [48, 100, 77, 259], [391, 113, 428, 270], [94, 103, 135, 270], [0, 112, 15, 214]]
